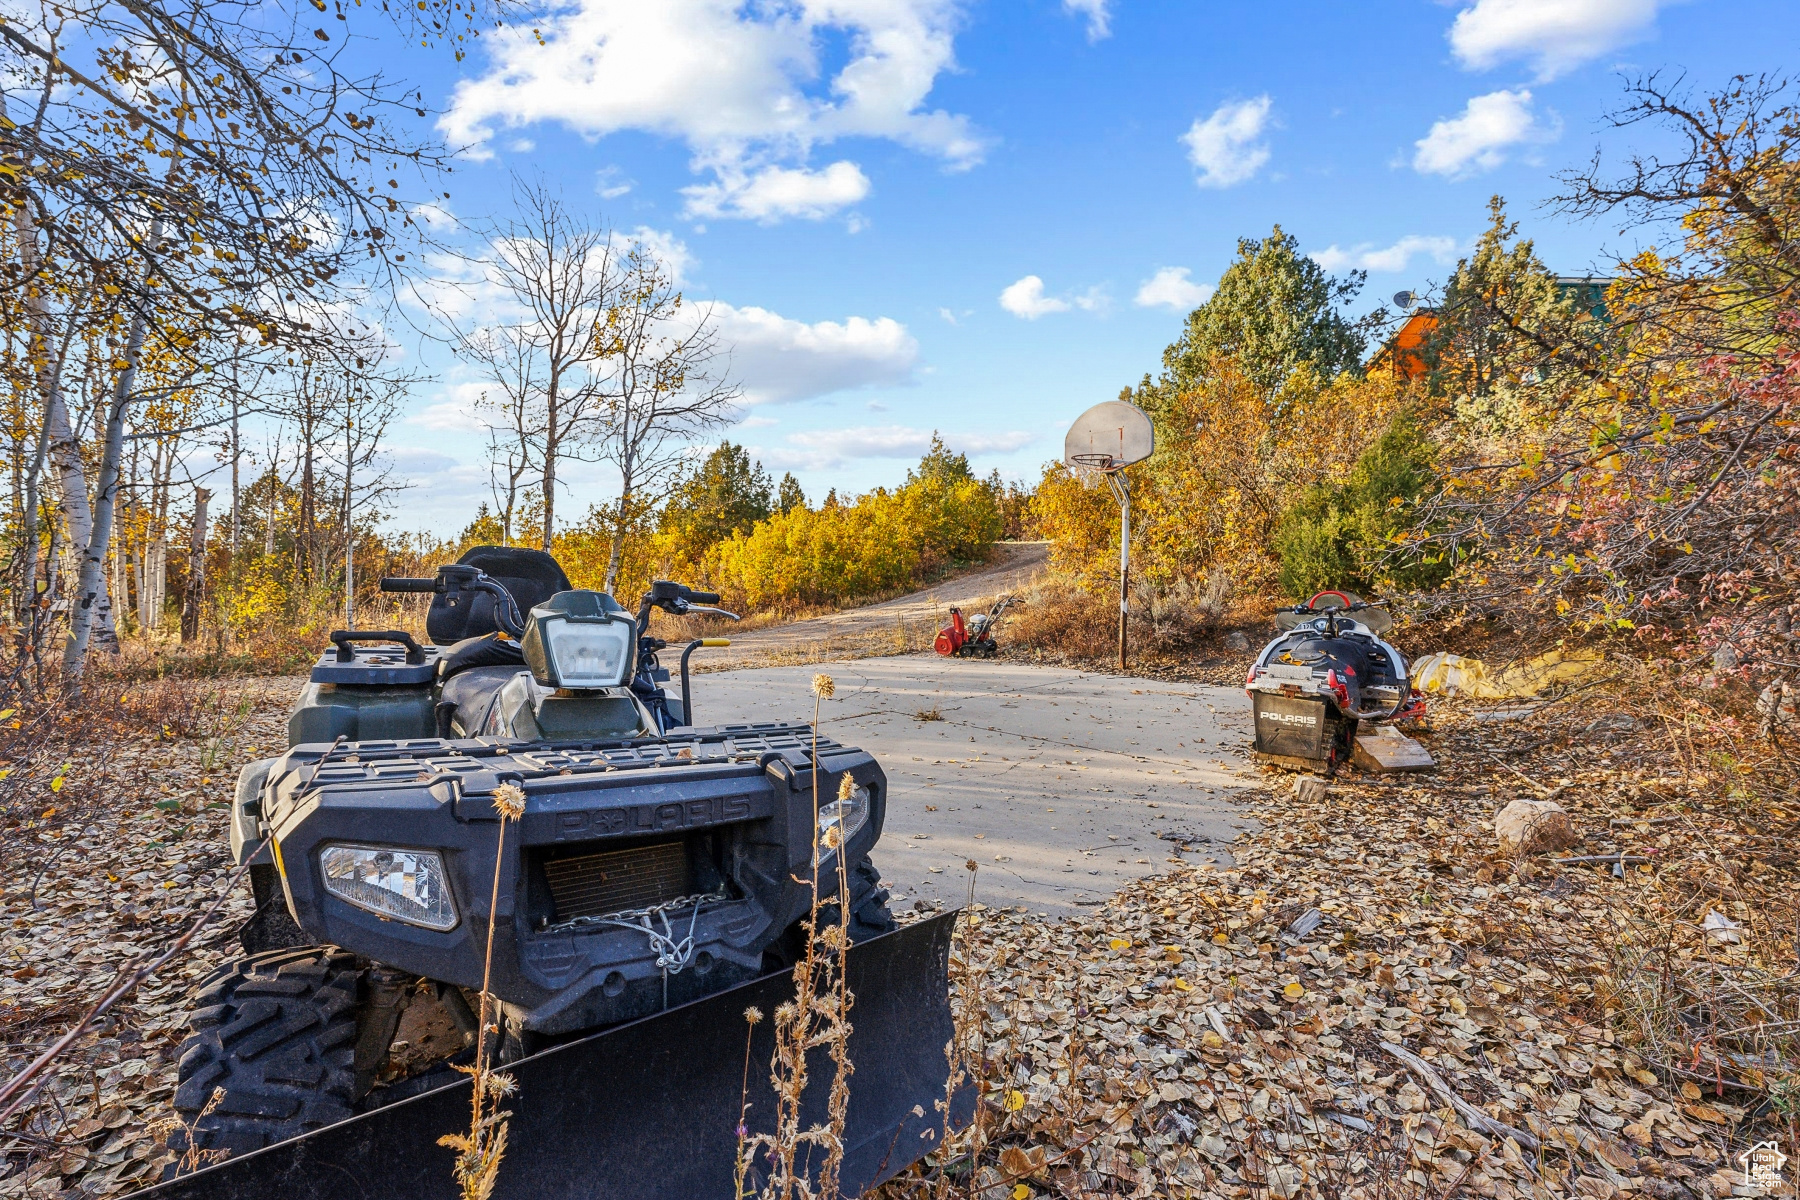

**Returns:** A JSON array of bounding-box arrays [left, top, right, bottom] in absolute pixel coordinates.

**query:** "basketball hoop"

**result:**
[[1062, 400, 1156, 672]]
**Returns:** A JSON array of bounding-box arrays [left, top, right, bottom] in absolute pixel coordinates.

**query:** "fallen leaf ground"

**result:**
[[0, 679, 292, 1198], [878, 690, 1799, 1199], [3, 673, 1796, 1199]]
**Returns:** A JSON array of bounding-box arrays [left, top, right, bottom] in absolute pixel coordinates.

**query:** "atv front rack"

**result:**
[[294, 721, 847, 782]]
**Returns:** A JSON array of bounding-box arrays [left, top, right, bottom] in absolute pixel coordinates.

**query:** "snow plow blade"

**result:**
[[140, 911, 968, 1200]]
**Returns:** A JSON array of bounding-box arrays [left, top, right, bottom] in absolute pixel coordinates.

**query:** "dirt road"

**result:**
[[694, 541, 1049, 669], [688, 655, 1256, 917]]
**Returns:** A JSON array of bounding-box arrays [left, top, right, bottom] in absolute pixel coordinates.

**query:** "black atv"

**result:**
[[170, 547, 897, 1167]]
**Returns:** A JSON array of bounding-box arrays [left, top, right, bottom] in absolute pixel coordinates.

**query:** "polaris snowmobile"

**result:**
[[150, 547, 962, 1200], [1244, 589, 1424, 774]]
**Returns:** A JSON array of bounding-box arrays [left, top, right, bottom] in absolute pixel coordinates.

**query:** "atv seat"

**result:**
[[437, 631, 526, 677], [427, 546, 573, 646]]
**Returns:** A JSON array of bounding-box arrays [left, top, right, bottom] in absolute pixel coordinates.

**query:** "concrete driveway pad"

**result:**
[[686, 654, 1257, 916]]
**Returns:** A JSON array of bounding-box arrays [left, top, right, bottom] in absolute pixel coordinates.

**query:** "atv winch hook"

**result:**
[[577, 893, 724, 1010]]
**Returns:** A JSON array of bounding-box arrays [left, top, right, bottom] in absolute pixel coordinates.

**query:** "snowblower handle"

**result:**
[[379, 576, 436, 593]]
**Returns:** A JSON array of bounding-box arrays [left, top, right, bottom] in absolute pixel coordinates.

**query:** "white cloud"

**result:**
[[735, 414, 779, 429], [1310, 235, 1458, 274], [681, 161, 871, 222], [410, 202, 458, 232], [710, 303, 919, 405], [1450, 0, 1660, 81], [1063, 0, 1112, 41], [1412, 89, 1559, 177], [999, 276, 1106, 319], [626, 226, 695, 286], [999, 275, 1067, 319], [1180, 96, 1273, 189], [441, 0, 985, 222], [1133, 266, 1214, 311], [385, 447, 491, 515], [595, 166, 634, 199], [757, 425, 1036, 470]]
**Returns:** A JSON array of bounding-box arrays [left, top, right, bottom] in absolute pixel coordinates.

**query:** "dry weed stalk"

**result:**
[[734, 675, 859, 1199], [438, 781, 525, 1200], [887, 861, 988, 1200], [173, 1088, 231, 1175]]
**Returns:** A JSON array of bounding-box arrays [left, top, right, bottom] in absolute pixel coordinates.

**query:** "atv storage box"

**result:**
[[288, 632, 444, 744]]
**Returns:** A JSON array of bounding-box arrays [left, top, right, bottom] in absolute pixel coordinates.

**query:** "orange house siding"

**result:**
[[1371, 311, 1437, 380]]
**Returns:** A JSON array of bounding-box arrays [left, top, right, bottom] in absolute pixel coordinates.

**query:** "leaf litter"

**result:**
[[877, 689, 1798, 1199], [0, 678, 288, 1198], [3, 675, 1796, 1199]]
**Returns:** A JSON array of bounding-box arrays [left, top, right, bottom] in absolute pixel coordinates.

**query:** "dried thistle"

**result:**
[[744, 1006, 764, 1026], [174, 1087, 232, 1174], [837, 772, 856, 802], [811, 673, 835, 699], [444, 785, 521, 1199], [491, 781, 526, 821]]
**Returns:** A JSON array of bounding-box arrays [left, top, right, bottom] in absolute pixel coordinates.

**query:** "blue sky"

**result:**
[[370, 0, 1797, 535]]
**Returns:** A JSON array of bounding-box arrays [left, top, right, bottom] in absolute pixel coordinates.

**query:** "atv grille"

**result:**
[[542, 841, 693, 921]]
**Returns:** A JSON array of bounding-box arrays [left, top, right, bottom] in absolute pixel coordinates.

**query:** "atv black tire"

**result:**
[[844, 854, 897, 940], [761, 853, 896, 971], [165, 947, 362, 1173]]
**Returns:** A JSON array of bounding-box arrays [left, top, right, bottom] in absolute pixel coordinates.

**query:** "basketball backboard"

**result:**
[[1064, 400, 1154, 471]]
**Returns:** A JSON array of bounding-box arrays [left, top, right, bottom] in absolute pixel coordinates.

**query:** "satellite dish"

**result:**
[[1392, 290, 1414, 309], [1064, 400, 1154, 473]]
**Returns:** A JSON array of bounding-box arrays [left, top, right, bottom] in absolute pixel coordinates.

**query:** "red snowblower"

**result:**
[[934, 595, 1018, 659]]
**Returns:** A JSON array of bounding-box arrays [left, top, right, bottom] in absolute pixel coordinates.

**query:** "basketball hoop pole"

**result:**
[[1104, 469, 1130, 671], [1065, 400, 1154, 673]]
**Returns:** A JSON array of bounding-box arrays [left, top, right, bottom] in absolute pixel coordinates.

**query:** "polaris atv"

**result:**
[[1244, 589, 1424, 774], [168, 547, 898, 1168]]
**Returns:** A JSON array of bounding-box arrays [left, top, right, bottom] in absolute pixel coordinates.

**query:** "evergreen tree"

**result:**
[[658, 442, 774, 562], [1424, 196, 1602, 415], [776, 472, 806, 513], [906, 432, 975, 486], [1160, 225, 1368, 397]]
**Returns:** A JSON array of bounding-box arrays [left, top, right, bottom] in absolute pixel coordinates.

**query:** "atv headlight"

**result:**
[[526, 614, 635, 689], [818, 783, 871, 852], [320, 845, 458, 931]]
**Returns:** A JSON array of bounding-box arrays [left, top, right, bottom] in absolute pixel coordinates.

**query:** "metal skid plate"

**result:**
[[1252, 692, 1329, 761], [138, 912, 969, 1200]]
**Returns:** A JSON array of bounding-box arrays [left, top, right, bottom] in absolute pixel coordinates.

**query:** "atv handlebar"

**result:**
[[379, 576, 437, 594], [636, 580, 738, 630], [1278, 594, 1369, 615], [677, 638, 732, 727]]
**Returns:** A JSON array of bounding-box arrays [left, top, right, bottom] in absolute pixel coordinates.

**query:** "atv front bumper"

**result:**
[[251, 725, 885, 1034]]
